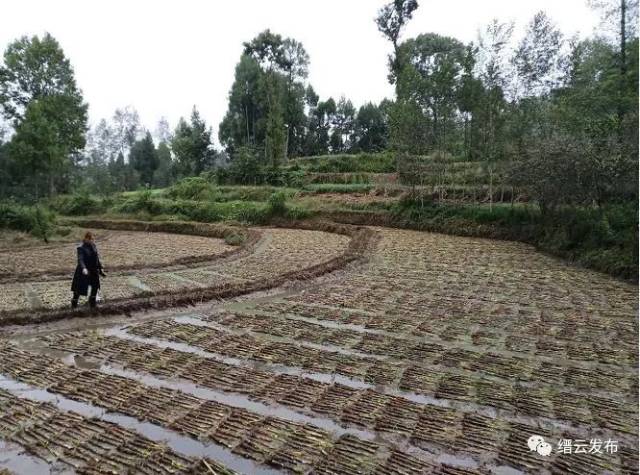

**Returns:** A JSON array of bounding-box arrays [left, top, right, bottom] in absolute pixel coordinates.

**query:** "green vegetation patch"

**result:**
[[0, 202, 56, 241], [288, 152, 395, 173], [303, 183, 375, 194]]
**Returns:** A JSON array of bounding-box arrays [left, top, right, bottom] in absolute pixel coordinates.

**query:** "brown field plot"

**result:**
[[0, 224, 636, 474]]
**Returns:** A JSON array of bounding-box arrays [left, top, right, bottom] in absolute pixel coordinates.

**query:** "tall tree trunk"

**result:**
[[618, 0, 627, 141], [286, 72, 293, 161], [620, 0, 627, 78], [463, 114, 469, 159], [245, 105, 250, 144], [489, 165, 493, 212]]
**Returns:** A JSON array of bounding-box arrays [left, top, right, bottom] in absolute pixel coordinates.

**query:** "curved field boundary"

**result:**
[[66, 218, 263, 268], [0, 219, 261, 284], [0, 220, 376, 327]]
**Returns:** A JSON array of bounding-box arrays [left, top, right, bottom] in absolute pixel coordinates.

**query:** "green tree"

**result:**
[[154, 116, 172, 144], [512, 11, 564, 98], [108, 151, 139, 191], [376, 0, 420, 84], [588, 0, 639, 135], [397, 33, 467, 152], [473, 20, 514, 161], [280, 38, 309, 158], [220, 30, 310, 162], [304, 97, 336, 155], [243, 28, 288, 155], [264, 92, 286, 167], [0, 33, 87, 197], [219, 54, 265, 153], [153, 141, 174, 187], [546, 37, 639, 204], [331, 97, 356, 153], [83, 118, 116, 193], [129, 131, 158, 185], [8, 94, 86, 197], [0, 33, 85, 122], [457, 44, 483, 159], [506, 12, 565, 158], [111, 106, 141, 158], [353, 102, 389, 152], [172, 107, 214, 177]]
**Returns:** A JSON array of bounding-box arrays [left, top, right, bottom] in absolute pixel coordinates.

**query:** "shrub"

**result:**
[[286, 205, 313, 220], [166, 177, 213, 200], [536, 204, 638, 279], [306, 173, 374, 184], [236, 205, 270, 225], [284, 169, 306, 188], [224, 231, 246, 246], [50, 192, 104, 215], [305, 183, 374, 194], [116, 190, 163, 215], [264, 168, 288, 186], [289, 152, 395, 173], [221, 146, 264, 185], [0, 202, 56, 241], [267, 191, 287, 216], [168, 200, 222, 222], [207, 186, 297, 203]]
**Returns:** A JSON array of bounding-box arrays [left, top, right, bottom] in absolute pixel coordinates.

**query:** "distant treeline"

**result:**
[[0, 0, 637, 216]]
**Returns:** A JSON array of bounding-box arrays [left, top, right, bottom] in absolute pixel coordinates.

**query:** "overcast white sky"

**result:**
[[0, 1, 600, 144]]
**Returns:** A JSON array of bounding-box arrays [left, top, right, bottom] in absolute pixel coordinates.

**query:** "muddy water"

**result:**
[[0, 375, 279, 475], [0, 440, 69, 475]]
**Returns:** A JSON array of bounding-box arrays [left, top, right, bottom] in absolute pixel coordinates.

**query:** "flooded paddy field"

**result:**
[[0, 224, 636, 474]]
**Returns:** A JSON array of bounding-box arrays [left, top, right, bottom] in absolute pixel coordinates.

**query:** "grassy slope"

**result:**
[[35, 152, 638, 282]]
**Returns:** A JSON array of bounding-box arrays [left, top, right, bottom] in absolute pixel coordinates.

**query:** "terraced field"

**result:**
[[0, 223, 636, 474], [0, 229, 237, 279], [0, 226, 350, 316]]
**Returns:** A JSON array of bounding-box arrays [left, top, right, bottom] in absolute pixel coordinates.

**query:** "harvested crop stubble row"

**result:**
[[128, 318, 401, 385], [272, 247, 638, 368], [0, 388, 235, 474], [39, 331, 638, 474], [200, 309, 636, 391], [126, 318, 637, 425], [355, 228, 637, 304], [257, 299, 638, 367], [298, 266, 637, 322], [212, 227, 351, 280], [0, 344, 438, 474]]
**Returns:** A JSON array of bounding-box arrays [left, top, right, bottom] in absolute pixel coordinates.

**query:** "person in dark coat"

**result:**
[[71, 231, 106, 308]]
